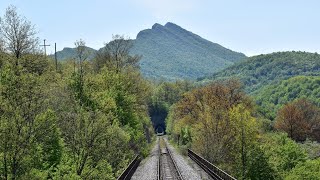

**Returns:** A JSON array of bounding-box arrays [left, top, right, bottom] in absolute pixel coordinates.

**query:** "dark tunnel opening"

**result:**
[[149, 103, 168, 134], [155, 125, 165, 134]]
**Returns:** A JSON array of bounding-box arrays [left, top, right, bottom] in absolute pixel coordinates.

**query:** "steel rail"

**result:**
[[117, 155, 141, 180], [158, 136, 184, 180], [158, 137, 161, 180], [188, 149, 236, 180], [166, 144, 184, 180]]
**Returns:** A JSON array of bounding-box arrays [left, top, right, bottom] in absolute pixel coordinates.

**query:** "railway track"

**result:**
[[158, 137, 184, 180], [119, 137, 236, 180]]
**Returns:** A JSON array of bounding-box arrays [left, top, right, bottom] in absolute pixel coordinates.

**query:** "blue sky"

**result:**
[[0, 0, 319, 56]]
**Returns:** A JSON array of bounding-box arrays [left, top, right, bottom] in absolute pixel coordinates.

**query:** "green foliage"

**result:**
[[246, 145, 276, 180], [285, 158, 320, 180], [0, 48, 153, 179], [180, 126, 192, 145], [201, 51, 320, 94], [228, 104, 259, 178], [55, 23, 246, 80], [20, 54, 50, 75], [58, 65, 152, 178], [260, 133, 308, 178], [132, 22, 246, 80], [255, 76, 320, 120], [0, 61, 59, 179], [2, 8, 320, 179], [167, 80, 261, 178], [94, 35, 141, 73], [150, 80, 194, 133], [50, 47, 97, 61], [50, 154, 81, 179], [299, 140, 320, 159], [31, 110, 63, 170], [166, 78, 318, 179]]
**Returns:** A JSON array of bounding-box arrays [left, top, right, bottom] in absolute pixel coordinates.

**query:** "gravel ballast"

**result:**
[[164, 137, 203, 180], [131, 138, 159, 180], [132, 136, 212, 180]]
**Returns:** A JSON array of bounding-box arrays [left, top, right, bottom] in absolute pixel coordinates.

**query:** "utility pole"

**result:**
[[40, 39, 50, 56], [55, 43, 57, 71]]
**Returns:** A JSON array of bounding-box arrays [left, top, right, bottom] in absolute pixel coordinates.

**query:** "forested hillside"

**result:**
[[53, 22, 246, 80], [166, 80, 320, 179], [200, 51, 320, 93], [51, 46, 97, 61], [166, 51, 320, 179], [132, 22, 246, 80], [1, 5, 320, 180], [255, 76, 320, 120]]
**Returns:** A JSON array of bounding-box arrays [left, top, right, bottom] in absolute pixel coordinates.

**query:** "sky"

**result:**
[[0, 0, 319, 56]]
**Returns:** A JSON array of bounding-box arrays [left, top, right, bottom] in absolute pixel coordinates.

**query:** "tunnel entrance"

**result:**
[[151, 115, 166, 134], [149, 97, 169, 134], [155, 125, 165, 134], [149, 103, 168, 134]]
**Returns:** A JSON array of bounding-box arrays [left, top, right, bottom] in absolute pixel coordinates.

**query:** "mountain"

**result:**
[[199, 51, 320, 93], [53, 22, 246, 80], [131, 22, 246, 80], [255, 76, 320, 120], [50, 46, 97, 61]]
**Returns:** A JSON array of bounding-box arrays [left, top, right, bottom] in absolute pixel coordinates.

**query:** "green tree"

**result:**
[[167, 80, 255, 177], [94, 35, 140, 73], [246, 145, 276, 180], [228, 104, 258, 178], [285, 158, 320, 180], [0, 64, 61, 179], [260, 133, 308, 178]]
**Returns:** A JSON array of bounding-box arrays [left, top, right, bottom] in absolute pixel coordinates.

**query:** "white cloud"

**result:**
[[133, 0, 197, 20]]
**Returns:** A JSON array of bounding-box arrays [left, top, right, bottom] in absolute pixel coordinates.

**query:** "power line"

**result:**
[[40, 39, 50, 56]]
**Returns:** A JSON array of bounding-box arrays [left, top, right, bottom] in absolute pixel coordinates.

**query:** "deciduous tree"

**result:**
[[167, 80, 256, 176], [94, 35, 140, 72], [0, 65, 61, 179], [275, 98, 320, 142], [0, 5, 39, 64]]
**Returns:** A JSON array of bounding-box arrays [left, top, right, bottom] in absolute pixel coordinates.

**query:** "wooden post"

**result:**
[[55, 43, 57, 71], [40, 39, 50, 56]]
